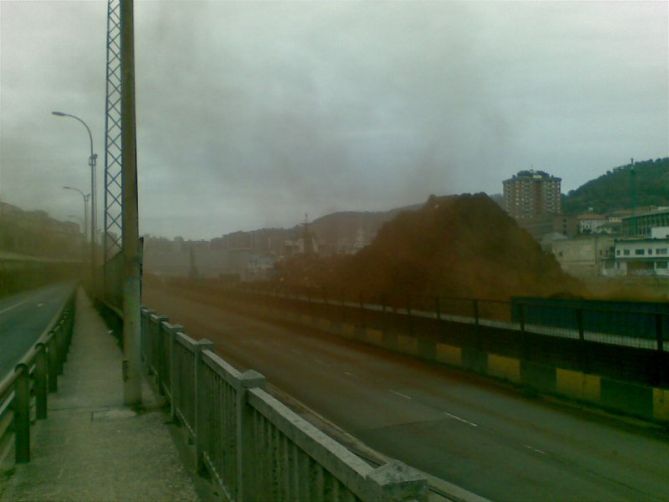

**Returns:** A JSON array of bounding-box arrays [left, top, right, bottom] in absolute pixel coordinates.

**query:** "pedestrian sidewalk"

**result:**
[[1, 289, 199, 501]]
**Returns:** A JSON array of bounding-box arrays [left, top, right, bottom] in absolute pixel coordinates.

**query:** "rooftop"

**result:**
[[504, 170, 561, 182]]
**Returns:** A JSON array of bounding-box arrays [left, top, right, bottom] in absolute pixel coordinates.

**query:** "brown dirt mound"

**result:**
[[274, 194, 583, 301]]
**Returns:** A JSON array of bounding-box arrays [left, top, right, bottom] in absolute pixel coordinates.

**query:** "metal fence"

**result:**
[[240, 285, 667, 352], [140, 307, 428, 502], [0, 288, 76, 464]]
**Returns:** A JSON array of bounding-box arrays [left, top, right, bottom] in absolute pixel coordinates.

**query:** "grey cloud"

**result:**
[[1, 1, 667, 239]]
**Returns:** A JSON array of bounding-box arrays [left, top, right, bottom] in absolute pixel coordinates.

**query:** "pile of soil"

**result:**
[[274, 194, 582, 301]]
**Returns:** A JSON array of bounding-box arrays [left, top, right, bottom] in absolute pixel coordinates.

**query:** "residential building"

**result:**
[[577, 212, 608, 234], [503, 170, 562, 220]]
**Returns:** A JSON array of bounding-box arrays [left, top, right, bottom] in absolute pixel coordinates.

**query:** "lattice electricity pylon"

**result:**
[[103, 0, 123, 263]]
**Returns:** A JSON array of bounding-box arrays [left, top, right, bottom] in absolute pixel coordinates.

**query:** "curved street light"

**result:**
[[52, 111, 98, 285]]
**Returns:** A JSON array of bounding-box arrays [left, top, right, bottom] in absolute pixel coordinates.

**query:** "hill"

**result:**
[[275, 194, 582, 301], [563, 157, 669, 214], [0, 201, 83, 259], [207, 204, 419, 257]]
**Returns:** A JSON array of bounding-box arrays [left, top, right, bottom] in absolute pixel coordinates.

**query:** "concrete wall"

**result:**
[[551, 236, 614, 277]]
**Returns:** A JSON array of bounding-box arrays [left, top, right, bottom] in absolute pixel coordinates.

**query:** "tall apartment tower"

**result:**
[[503, 170, 562, 219]]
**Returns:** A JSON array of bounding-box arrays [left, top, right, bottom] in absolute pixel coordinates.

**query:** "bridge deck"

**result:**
[[0, 290, 199, 501]]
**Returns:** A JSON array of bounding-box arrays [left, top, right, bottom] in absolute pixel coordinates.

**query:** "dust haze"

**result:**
[[1, 1, 667, 238]]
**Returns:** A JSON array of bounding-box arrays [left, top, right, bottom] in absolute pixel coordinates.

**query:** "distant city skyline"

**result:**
[[1, 1, 667, 239]]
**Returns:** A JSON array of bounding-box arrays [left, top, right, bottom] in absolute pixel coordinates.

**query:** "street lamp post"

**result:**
[[66, 213, 87, 263], [63, 186, 90, 243], [52, 112, 98, 289]]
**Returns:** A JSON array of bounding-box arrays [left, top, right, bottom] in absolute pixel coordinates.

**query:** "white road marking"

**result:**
[[443, 411, 478, 427], [0, 298, 31, 316], [344, 371, 355, 377], [390, 390, 412, 400], [524, 445, 547, 455]]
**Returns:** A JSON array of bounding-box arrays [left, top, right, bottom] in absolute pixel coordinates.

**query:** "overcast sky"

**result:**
[[1, 1, 667, 239]]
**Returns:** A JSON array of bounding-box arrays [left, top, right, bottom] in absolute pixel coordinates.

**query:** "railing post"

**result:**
[[60, 315, 69, 364], [366, 460, 429, 501], [435, 296, 441, 321], [140, 308, 150, 364], [143, 310, 155, 375], [166, 323, 184, 421], [62, 315, 70, 357], [518, 302, 526, 333], [236, 369, 266, 502], [577, 308, 590, 373], [656, 313, 664, 352], [194, 338, 214, 473], [148, 315, 157, 375], [56, 321, 65, 375], [14, 364, 31, 463], [576, 308, 585, 342], [65, 309, 74, 353], [35, 343, 48, 420], [153, 315, 168, 394], [47, 332, 58, 393]]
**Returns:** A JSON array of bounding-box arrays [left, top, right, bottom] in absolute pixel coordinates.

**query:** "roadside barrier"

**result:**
[[229, 288, 669, 424], [0, 288, 76, 464], [141, 307, 429, 502]]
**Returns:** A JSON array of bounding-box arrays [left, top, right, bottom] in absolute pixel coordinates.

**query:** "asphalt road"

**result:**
[[145, 285, 669, 502], [0, 283, 73, 378]]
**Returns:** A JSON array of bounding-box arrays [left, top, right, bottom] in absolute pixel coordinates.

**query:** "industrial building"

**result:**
[[621, 209, 669, 237]]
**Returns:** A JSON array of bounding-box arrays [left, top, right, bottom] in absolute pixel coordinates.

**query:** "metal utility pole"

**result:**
[[630, 158, 637, 215], [103, 0, 124, 266], [120, 0, 141, 405]]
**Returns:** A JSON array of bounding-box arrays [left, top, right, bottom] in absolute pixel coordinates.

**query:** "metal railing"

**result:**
[[238, 285, 667, 352], [0, 289, 76, 464], [140, 307, 429, 501]]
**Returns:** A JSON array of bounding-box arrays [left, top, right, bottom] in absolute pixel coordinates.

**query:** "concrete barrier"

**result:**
[[487, 354, 521, 384]]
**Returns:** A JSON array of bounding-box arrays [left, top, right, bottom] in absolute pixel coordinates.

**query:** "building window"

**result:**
[[624, 249, 630, 256], [635, 249, 645, 255], [656, 261, 668, 269], [616, 249, 621, 256], [649, 249, 653, 255], [657, 248, 667, 255]]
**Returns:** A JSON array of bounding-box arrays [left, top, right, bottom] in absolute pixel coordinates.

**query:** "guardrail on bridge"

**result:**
[[139, 307, 429, 501], [0, 289, 76, 464]]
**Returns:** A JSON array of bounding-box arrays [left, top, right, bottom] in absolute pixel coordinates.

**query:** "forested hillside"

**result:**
[[563, 157, 669, 214]]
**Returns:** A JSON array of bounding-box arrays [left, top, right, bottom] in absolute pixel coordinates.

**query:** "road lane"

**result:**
[[144, 286, 669, 501], [0, 283, 73, 377]]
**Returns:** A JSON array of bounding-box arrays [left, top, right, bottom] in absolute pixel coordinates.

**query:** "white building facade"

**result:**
[[609, 239, 669, 277]]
